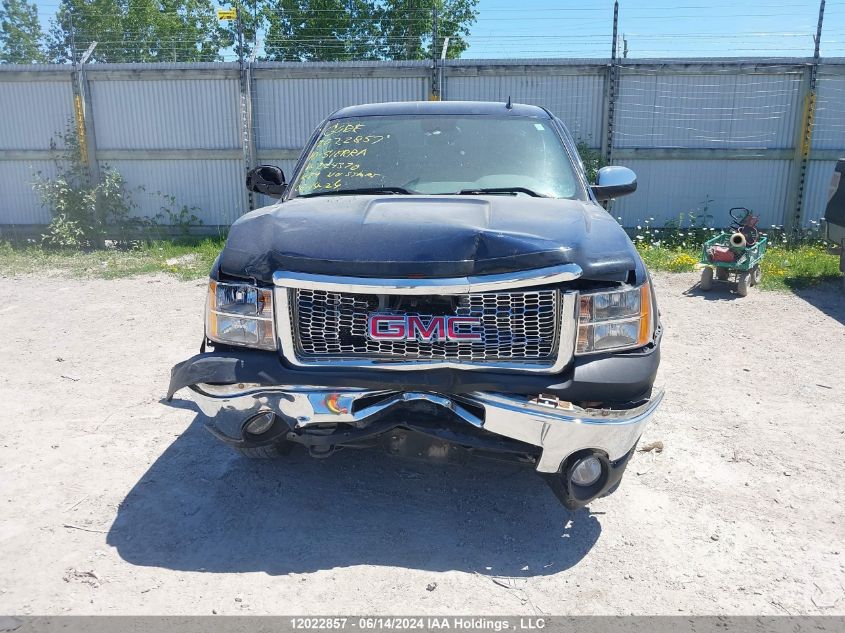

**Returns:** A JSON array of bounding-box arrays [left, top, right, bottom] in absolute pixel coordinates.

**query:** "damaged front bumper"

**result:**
[[168, 344, 662, 507], [188, 383, 663, 473]]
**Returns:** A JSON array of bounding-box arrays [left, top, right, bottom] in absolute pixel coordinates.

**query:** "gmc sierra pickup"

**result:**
[[168, 101, 664, 508]]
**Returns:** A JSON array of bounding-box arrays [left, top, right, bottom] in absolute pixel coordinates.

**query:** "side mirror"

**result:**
[[246, 165, 286, 198], [591, 166, 637, 201]]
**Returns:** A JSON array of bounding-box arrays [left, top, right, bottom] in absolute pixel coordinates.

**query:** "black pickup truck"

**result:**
[[168, 101, 664, 508]]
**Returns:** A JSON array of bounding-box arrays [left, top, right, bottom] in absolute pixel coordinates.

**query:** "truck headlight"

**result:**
[[576, 283, 653, 354], [206, 280, 276, 350]]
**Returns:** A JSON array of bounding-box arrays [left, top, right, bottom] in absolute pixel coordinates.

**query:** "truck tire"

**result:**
[[751, 265, 762, 286], [736, 272, 750, 297], [232, 441, 292, 459], [841, 250, 845, 291], [233, 445, 282, 459], [700, 267, 714, 290], [715, 267, 729, 281]]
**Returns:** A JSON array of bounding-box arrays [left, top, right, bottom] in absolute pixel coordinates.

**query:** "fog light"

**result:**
[[244, 411, 275, 435], [570, 456, 602, 487]]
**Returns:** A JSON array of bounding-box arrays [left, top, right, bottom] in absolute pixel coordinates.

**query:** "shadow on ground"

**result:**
[[789, 279, 845, 326], [107, 412, 600, 577], [683, 275, 845, 323], [683, 281, 743, 301]]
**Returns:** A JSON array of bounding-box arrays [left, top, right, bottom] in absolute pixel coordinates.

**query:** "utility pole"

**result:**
[[787, 0, 825, 237]]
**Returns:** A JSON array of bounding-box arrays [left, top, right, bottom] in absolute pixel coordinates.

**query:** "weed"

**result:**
[[0, 237, 225, 281], [623, 198, 841, 291], [637, 242, 840, 291]]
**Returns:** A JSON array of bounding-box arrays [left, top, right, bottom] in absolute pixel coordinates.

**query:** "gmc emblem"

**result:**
[[367, 314, 482, 342]]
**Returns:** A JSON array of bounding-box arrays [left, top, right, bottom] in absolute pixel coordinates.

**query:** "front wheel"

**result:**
[[841, 251, 845, 291], [700, 267, 714, 290], [736, 272, 750, 297], [751, 265, 762, 286], [233, 444, 286, 459]]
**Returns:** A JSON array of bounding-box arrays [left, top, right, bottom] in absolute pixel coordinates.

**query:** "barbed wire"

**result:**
[[16, 0, 845, 63]]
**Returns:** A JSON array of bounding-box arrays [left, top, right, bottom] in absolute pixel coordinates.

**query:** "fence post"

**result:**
[[439, 36, 450, 100], [70, 40, 99, 187], [785, 0, 825, 235], [235, 7, 257, 214], [599, 1, 619, 214], [784, 66, 813, 234], [242, 46, 258, 212], [430, 5, 440, 100], [600, 0, 619, 168]]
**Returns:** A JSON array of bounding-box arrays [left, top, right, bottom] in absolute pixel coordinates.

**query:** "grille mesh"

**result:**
[[292, 288, 560, 364]]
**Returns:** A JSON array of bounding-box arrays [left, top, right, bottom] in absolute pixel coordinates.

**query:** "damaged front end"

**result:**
[[168, 239, 663, 508]]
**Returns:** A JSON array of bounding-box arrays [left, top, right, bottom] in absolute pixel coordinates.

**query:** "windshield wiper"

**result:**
[[454, 187, 547, 197], [297, 187, 414, 198]]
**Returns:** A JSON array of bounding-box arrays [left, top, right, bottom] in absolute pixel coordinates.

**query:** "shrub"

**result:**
[[33, 122, 202, 249], [575, 140, 606, 184], [33, 124, 141, 248]]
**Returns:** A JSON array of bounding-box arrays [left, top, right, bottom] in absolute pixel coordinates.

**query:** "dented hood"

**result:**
[[218, 195, 641, 283]]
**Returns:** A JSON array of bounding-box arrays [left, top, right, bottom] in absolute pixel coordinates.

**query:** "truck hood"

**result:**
[[218, 195, 641, 283]]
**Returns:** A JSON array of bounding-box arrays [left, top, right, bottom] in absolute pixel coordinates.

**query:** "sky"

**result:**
[[29, 0, 845, 60], [461, 0, 845, 59]]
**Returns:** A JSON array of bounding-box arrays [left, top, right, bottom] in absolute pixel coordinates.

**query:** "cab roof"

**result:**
[[328, 100, 552, 120]]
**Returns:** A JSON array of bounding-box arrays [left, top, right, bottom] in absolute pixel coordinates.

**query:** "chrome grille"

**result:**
[[291, 288, 560, 365]]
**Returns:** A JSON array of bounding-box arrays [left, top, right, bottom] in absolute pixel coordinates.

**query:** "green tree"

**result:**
[[262, 0, 477, 62], [47, 0, 226, 63], [263, 0, 380, 62], [123, 0, 225, 62], [48, 0, 126, 63], [0, 0, 47, 63], [376, 0, 477, 61]]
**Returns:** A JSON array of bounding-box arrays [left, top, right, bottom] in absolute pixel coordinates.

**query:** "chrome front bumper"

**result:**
[[189, 384, 664, 473]]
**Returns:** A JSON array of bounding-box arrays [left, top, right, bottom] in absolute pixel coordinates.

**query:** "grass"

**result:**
[[637, 243, 842, 291], [0, 238, 225, 281], [0, 235, 840, 292]]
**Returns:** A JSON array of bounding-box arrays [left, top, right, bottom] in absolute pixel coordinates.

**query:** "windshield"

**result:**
[[291, 115, 584, 199]]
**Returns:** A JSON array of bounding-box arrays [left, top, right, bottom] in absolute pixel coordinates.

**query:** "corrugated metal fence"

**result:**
[[1, 58, 843, 230]]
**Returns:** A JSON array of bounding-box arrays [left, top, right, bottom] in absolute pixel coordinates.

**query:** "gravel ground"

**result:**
[[0, 271, 843, 615]]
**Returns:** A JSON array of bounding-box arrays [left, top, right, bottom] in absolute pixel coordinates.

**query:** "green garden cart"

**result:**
[[698, 208, 768, 297]]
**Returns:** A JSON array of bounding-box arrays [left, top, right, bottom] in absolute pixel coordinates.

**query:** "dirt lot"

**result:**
[[0, 271, 842, 615]]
